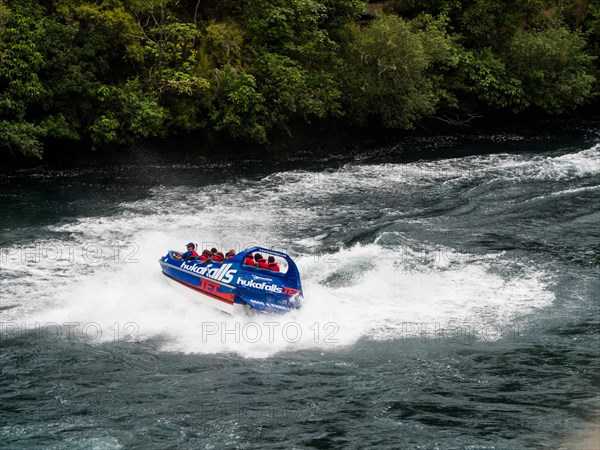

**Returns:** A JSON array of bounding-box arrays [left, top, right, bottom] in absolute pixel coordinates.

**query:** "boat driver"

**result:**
[[172, 242, 198, 260], [182, 243, 199, 261]]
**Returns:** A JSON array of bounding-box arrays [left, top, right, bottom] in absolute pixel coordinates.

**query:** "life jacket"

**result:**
[[213, 253, 224, 263], [257, 258, 268, 269], [225, 252, 235, 260], [198, 253, 210, 263], [268, 262, 280, 272], [244, 254, 255, 266], [183, 250, 199, 260]]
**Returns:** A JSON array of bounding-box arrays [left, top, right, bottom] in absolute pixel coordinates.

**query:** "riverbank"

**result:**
[[2, 0, 598, 164], [2, 110, 599, 171]]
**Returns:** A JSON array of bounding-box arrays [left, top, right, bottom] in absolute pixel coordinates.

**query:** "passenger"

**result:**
[[210, 248, 218, 256], [244, 253, 256, 266], [267, 256, 280, 272], [213, 251, 225, 263], [225, 249, 236, 260], [255, 253, 269, 269], [181, 243, 199, 261], [197, 249, 212, 263]]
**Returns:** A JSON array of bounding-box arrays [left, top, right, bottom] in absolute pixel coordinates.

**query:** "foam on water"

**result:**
[[18, 237, 554, 358], [3, 144, 598, 357]]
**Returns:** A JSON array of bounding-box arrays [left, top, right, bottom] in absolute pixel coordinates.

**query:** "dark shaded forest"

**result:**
[[1, 0, 598, 160]]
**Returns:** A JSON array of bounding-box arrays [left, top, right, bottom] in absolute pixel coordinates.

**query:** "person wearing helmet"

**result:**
[[182, 243, 199, 261], [255, 253, 268, 269], [267, 256, 280, 272]]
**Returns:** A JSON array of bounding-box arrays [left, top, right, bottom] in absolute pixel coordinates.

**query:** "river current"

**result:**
[[1, 131, 599, 448]]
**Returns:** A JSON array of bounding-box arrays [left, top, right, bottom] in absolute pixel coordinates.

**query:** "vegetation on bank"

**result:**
[[0, 0, 597, 159]]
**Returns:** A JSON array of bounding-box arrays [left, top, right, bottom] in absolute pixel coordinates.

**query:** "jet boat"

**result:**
[[159, 246, 303, 314]]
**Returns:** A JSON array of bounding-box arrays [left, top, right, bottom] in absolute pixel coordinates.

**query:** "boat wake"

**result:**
[[2, 143, 597, 357], [2, 231, 553, 358]]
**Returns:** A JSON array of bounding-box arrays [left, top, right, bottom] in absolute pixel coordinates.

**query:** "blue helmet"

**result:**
[[186, 242, 195, 249]]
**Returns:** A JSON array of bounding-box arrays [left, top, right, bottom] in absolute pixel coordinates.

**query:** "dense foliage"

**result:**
[[0, 0, 597, 158]]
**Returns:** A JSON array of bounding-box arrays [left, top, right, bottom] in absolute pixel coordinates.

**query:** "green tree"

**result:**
[[340, 14, 458, 128], [456, 48, 524, 111], [133, 1, 210, 131], [253, 52, 341, 134], [582, 1, 600, 98], [0, 3, 46, 157], [209, 65, 268, 142], [90, 80, 165, 145], [505, 26, 595, 112], [241, 0, 359, 136], [54, 0, 144, 68], [200, 21, 244, 71]]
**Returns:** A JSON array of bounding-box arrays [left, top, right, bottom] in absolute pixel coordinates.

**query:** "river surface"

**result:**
[[1, 131, 599, 449]]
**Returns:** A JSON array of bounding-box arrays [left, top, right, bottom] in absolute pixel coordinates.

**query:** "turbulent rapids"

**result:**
[[0, 139, 598, 358], [1, 134, 599, 448]]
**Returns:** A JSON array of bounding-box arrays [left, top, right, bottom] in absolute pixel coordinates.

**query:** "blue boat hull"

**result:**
[[159, 247, 303, 314]]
